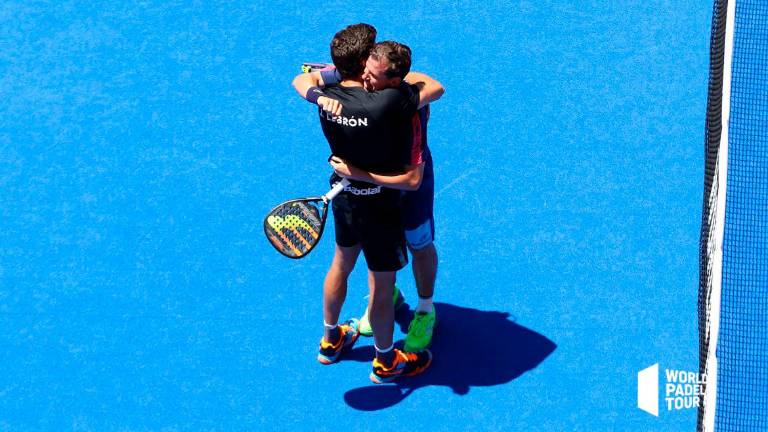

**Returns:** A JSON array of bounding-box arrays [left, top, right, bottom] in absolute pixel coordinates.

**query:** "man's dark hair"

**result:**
[[369, 41, 412, 80], [330, 23, 377, 80]]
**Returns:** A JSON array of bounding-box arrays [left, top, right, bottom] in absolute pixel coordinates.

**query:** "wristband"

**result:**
[[306, 86, 325, 105]]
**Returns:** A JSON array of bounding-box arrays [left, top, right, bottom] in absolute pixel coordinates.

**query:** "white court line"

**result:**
[[435, 168, 478, 198]]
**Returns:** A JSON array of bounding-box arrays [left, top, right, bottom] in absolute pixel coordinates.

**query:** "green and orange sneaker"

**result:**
[[403, 307, 437, 352], [358, 286, 405, 337], [317, 318, 360, 365], [370, 348, 432, 384]]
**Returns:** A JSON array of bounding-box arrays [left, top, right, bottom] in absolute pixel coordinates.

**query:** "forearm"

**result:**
[[405, 71, 432, 85], [291, 71, 323, 99], [357, 165, 424, 191], [406, 71, 445, 109], [292, 71, 342, 115]]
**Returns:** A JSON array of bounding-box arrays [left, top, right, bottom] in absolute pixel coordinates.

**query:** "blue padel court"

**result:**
[[1, 2, 715, 430]]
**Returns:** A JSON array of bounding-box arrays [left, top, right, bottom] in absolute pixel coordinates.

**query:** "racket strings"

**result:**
[[265, 201, 325, 257]]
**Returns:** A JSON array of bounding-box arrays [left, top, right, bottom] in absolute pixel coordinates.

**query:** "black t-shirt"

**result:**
[[319, 82, 420, 184]]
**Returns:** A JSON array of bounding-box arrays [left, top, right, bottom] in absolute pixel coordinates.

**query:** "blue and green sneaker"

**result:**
[[358, 286, 405, 337], [403, 307, 436, 352]]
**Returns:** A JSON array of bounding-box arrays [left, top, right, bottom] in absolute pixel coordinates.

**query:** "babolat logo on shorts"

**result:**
[[343, 185, 381, 196]]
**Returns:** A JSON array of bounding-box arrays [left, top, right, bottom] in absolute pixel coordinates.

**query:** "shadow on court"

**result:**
[[342, 302, 557, 411]]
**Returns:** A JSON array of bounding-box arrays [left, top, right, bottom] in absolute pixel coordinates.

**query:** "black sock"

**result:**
[[324, 324, 341, 344], [375, 343, 396, 366]]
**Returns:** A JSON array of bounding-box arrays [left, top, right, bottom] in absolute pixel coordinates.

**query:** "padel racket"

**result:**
[[301, 62, 334, 73], [264, 178, 350, 258]]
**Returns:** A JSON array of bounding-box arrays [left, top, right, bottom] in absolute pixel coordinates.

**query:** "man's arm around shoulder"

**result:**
[[405, 71, 444, 109], [291, 71, 342, 116]]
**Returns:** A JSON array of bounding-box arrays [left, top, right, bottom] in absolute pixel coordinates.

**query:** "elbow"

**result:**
[[291, 76, 302, 95], [292, 74, 310, 97], [404, 164, 425, 191], [406, 175, 423, 191], [430, 83, 445, 103], [435, 82, 445, 97]]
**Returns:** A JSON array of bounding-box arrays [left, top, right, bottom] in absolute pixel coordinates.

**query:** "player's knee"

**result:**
[[410, 241, 436, 258], [332, 250, 358, 275], [329, 262, 353, 278]]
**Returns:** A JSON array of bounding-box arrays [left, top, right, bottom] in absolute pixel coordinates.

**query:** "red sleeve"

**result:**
[[409, 112, 424, 165]]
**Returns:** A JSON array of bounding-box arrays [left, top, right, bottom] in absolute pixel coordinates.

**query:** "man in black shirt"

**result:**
[[292, 24, 444, 383]]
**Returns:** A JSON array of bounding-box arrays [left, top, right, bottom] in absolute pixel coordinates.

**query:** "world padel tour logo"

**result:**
[[637, 363, 706, 416]]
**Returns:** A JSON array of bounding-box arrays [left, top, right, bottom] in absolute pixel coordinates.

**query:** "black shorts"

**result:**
[[331, 186, 408, 272]]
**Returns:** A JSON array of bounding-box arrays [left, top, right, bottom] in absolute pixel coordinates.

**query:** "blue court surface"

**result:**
[[2, 2, 711, 431]]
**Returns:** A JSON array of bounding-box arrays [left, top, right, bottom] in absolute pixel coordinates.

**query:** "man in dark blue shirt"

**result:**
[[327, 42, 440, 355], [292, 24, 443, 383]]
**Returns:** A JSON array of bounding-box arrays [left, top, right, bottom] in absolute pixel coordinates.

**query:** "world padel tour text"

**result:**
[[664, 369, 706, 411]]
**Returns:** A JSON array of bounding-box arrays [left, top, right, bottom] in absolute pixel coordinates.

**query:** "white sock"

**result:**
[[416, 297, 433, 313], [374, 343, 394, 353], [324, 321, 338, 329]]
